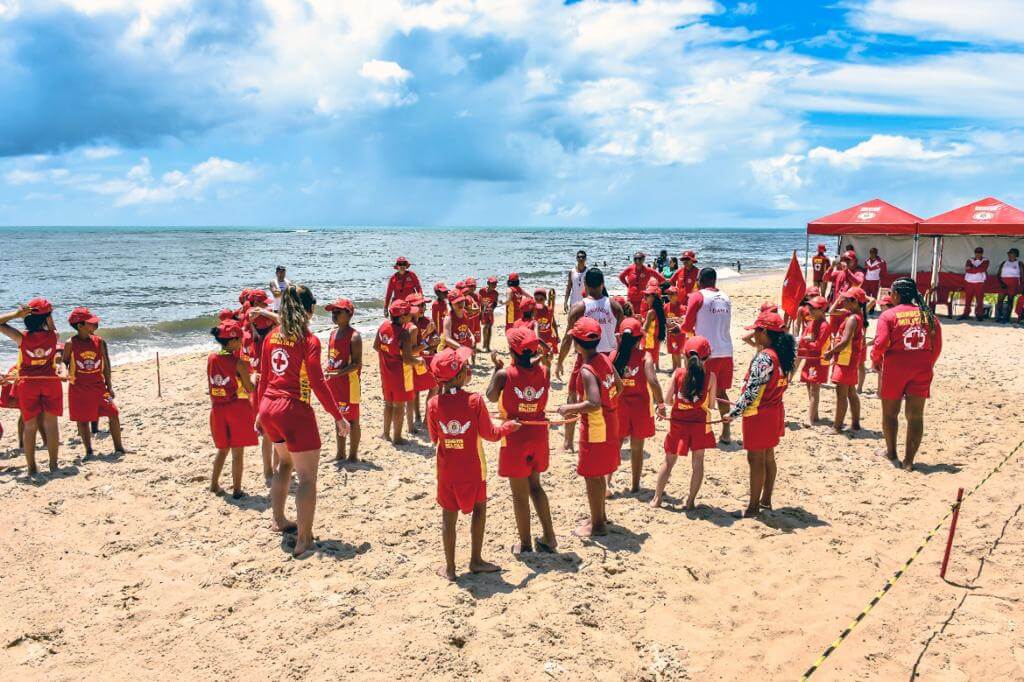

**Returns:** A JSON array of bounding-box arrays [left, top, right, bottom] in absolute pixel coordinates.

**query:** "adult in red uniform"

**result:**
[[609, 317, 665, 494], [256, 285, 349, 557], [960, 247, 989, 320], [619, 251, 665, 317], [485, 329, 557, 555], [871, 278, 943, 471], [725, 311, 795, 518], [64, 307, 124, 457], [796, 295, 829, 424], [384, 256, 422, 313], [996, 248, 1022, 324], [0, 299, 63, 474], [375, 300, 417, 444], [810, 243, 831, 287], [479, 277, 500, 351], [652, 335, 717, 509], [862, 247, 887, 299], [428, 346, 519, 580], [207, 319, 258, 498], [557, 318, 623, 538], [824, 287, 866, 432], [324, 298, 362, 462], [505, 273, 525, 332], [668, 250, 700, 296]]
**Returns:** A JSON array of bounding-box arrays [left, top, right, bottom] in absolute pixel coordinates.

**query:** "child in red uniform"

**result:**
[[796, 295, 829, 425], [428, 346, 519, 580], [512, 298, 538, 333], [375, 300, 417, 444], [256, 285, 349, 556], [207, 319, 258, 498], [610, 317, 665, 494], [664, 286, 687, 371], [557, 318, 623, 538], [443, 295, 477, 355], [463, 278, 482, 344], [324, 299, 362, 462], [811, 244, 831, 287], [641, 284, 666, 370], [652, 335, 717, 509], [63, 307, 124, 458], [479, 277, 500, 351], [486, 328, 557, 555], [431, 283, 449, 345], [824, 287, 866, 432], [532, 288, 559, 365], [0, 299, 64, 474], [405, 293, 437, 432], [725, 311, 795, 518], [242, 290, 279, 484], [505, 273, 525, 332]]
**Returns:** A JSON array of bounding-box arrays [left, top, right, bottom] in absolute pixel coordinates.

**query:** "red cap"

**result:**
[[569, 317, 602, 341], [806, 285, 821, 296], [533, 287, 547, 298], [430, 346, 473, 382], [745, 311, 785, 332], [759, 301, 779, 313], [841, 252, 855, 261], [681, 250, 697, 262], [394, 256, 410, 268], [683, 335, 711, 359], [852, 271, 865, 285], [612, 295, 628, 308], [879, 294, 894, 306], [507, 328, 540, 355], [618, 317, 643, 336], [247, 289, 270, 305], [464, 277, 477, 288], [840, 286, 867, 303], [215, 320, 243, 340], [238, 288, 252, 304], [508, 272, 520, 282], [434, 282, 448, 293], [817, 243, 826, 252], [487, 276, 498, 285], [253, 314, 275, 330], [644, 283, 662, 296], [68, 306, 99, 326], [405, 292, 426, 306], [665, 286, 679, 296], [520, 298, 535, 313], [388, 300, 411, 317], [455, 280, 465, 291], [26, 297, 53, 315], [325, 298, 354, 313], [218, 309, 236, 322], [450, 294, 466, 306], [807, 295, 828, 309]]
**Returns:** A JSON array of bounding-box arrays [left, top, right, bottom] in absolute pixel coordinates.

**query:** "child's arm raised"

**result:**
[[0, 306, 29, 343]]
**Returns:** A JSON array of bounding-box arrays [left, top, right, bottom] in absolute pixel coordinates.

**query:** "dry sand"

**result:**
[[1, 271, 1021, 680]]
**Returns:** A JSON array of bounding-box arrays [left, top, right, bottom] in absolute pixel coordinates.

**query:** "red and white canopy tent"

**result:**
[[806, 199, 926, 286]]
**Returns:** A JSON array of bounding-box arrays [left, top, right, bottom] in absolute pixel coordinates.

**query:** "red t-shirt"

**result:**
[[385, 271, 422, 307], [68, 334, 106, 388], [428, 389, 515, 485], [871, 304, 942, 369], [256, 326, 343, 420], [18, 330, 59, 378], [208, 350, 246, 404]]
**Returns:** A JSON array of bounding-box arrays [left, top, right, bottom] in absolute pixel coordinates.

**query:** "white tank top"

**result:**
[[569, 268, 586, 306], [583, 296, 617, 353], [694, 289, 733, 359], [1001, 260, 1020, 278]]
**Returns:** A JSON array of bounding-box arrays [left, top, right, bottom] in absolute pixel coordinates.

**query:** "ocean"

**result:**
[[0, 226, 805, 367]]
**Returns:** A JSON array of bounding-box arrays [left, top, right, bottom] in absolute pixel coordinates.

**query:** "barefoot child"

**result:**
[[796, 295, 829, 425], [405, 293, 437, 432], [609, 317, 665, 494], [243, 290, 279, 482], [505, 273, 525, 333], [324, 299, 362, 461], [485, 329, 558, 555], [428, 346, 520, 580], [642, 284, 667, 371], [431, 283, 449, 345], [207, 319, 258, 498], [652, 335, 717, 509], [375, 300, 416, 444], [479, 277, 500, 351], [824, 287, 866, 433], [664, 287, 687, 371], [63, 307, 124, 458], [443, 295, 477, 358], [532, 288, 559, 366], [557, 318, 623, 538]]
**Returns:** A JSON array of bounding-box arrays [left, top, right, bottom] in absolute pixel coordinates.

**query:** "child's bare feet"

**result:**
[[436, 565, 457, 581], [649, 495, 663, 508], [902, 459, 914, 472], [272, 518, 298, 533], [511, 542, 532, 556], [536, 536, 557, 553], [572, 520, 608, 538], [292, 536, 315, 557], [347, 453, 359, 462], [469, 559, 501, 574], [851, 422, 861, 431], [684, 500, 697, 510]]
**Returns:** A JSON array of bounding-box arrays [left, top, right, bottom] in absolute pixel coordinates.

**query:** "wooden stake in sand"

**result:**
[[939, 487, 964, 580], [156, 351, 162, 398]]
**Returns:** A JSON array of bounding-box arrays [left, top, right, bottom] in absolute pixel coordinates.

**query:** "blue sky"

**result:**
[[1, 0, 1023, 227]]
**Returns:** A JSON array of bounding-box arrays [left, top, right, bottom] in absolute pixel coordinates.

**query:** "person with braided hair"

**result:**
[[871, 278, 943, 472]]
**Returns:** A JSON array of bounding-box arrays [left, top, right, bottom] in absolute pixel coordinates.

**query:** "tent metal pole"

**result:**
[[932, 237, 941, 292], [911, 233, 919, 275], [804, 233, 810, 279]]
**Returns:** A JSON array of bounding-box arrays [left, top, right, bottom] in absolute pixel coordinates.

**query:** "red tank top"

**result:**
[[742, 348, 788, 416], [431, 389, 488, 485], [431, 300, 447, 332], [831, 313, 863, 367], [572, 353, 619, 445], [500, 363, 549, 420], [479, 289, 498, 316], [208, 350, 246, 403], [506, 287, 524, 324], [18, 330, 59, 378], [534, 304, 556, 342], [68, 334, 105, 387], [377, 320, 405, 372], [611, 346, 648, 402], [669, 367, 712, 428], [326, 327, 360, 404], [643, 312, 662, 350], [450, 311, 474, 347], [798, 318, 828, 361], [262, 327, 319, 402], [665, 300, 686, 338], [415, 316, 438, 356], [464, 292, 481, 322]]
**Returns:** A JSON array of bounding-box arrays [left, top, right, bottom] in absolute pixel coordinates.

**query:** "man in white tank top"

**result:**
[[681, 267, 735, 442], [996, 248, 1022, 323], [564, 250, 588, 313], [556, 268, 623, 451]]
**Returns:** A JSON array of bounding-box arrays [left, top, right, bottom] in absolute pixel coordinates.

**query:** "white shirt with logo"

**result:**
[[694, 288, 733, 359], [583, 296, 617, 353]]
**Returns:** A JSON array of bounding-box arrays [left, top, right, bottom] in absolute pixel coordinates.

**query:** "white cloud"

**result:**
[[4, 167, 70, 185], [81, 145, 121, 160], [735, 2, 757, 16], [359, 59, 413, 83], [534, 197, 590, 220], [807, 134, 972, 169], [849, 0, 1024, 44], [104, 156, 257, 206], [750, 153, 805, 192]]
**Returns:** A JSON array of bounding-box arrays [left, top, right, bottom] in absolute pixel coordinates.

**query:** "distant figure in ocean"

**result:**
[[384, 256, 423, 315], [565, 250, 588, 313], [680, 268, 734, 443], [736, 261, 742, 273], [269, 266, 290, 311]]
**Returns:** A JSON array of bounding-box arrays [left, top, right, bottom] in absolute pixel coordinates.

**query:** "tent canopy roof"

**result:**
[[807, 198, 920, 235], [919, 197, 1024, 235]]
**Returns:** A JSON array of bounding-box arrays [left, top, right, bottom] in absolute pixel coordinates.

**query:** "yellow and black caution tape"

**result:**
[[800, 439, 1024, 680]]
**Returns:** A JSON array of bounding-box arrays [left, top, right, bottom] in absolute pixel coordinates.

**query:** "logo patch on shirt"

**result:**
[[270, 348, 290, 375], [512, 386, 545, 402], [439, 420, 471, 436]]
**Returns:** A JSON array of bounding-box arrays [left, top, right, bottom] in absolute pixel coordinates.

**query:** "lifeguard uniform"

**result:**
[[619, 264, 664, 314], [962, 257, 989, 317], [571, 353, 620, 477], [811, 252, 831, 285], [642, 313, 662, 361], [739, 348, 788, 450], [415, 315, 439, 358], [664, 299, 687, 356], [872, 305, 942, 400], [385, 270, 422, 309], [830, 313, 863, 386], [464, 290, 482, 340], [67, 335, 119, 422], [256, 326, 344, 452], [534, 304, 558, 349], [431, 299, 448, 344], [497, 363, 550, 478], [208, 349, 258, 449], [325, 327, 361, 422], [669, 266, 699, 296], [610, 345, 655, 440], [449, 311, 476, 349], [479, 288, 499, 326], [376, 320, 413, 402], [427, 388, 515, 513], [863, 257, 887, 298], [16, 330, 62, 420], [682, 287, 733, 390], [664, 368, 715, 455], [505, 285, 525, 331], [798, 318, 828, 385], [405, 321, 436, 393]]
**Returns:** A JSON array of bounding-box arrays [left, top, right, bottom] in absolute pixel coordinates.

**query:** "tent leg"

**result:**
[[911, 233, 919, 275], [804, 233, 810, 280]]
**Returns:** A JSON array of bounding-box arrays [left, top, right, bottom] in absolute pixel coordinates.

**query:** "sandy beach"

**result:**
[[1, 270, 1021, 680]]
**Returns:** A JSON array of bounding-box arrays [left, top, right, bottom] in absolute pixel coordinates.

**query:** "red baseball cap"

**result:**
[[840, 286, 867, 303], [507, 328, 540, 355], [644, 283, 662, 296], [218, 309, 236, 322], [508, 272, 520, 282], [247, 289, 270, 305], [618, 317, 643, 336], [533, 288, 547, 298], [520, 298, 535, 313], [26, 297, 53, 315], [683, 335, 711, 359], [817, 243, 826, 252], [681, 250, 697, 262], [745, 310, 785, 332], [759, 301, 779, 313], [252, 314, 275, 330], [394, 256, 410, 268], [238, 288, 252, 304], [450, 294, 466, 306], [665, 286, 679, 296], [879, 294, 894, 306], [569, 317, 602, 341], [405, 292, 426, 306], [487, 276, 498, 285], [852, 271, 865, 285], [325, 298, 354, 313], [68, 306, 99, 326], [807, 295, 828, 309], [464, 277, 477, 288], [388, 300, 411, 317], [430, 346, 473, 382], [806, 285, 821, 296], [434, 282, 448, 293], [455, 280, 466, 290], [215, 319, 243, 340], [612, 295, 628, 308]]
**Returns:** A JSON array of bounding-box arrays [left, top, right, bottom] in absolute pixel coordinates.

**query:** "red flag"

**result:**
[[781, 250, 806, 319]]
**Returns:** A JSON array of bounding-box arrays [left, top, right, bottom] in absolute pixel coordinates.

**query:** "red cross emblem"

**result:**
[[270, 348, 289, 374]]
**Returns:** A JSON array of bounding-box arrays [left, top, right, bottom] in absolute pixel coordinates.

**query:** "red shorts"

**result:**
[[577, 441, 620, 478], [666, 334, 685, 355], [68, 385, 119, 422], [830, 363, 858, 386], [800, 361, 827, 385], [644, 341, 660, 361], [210, 399, 259, 449], [336, 402, 360, 423], [17, 379, 63, 421], [410, 361, 436, 393], [705, 357, 734, 391], [664, 421, 716, 456], [863, 280, 880, 298], [258, 396, 322, 452], [742, 403, 784, 451], [437, 478, 486, 514], [380, 364, 413, 402], [498, 426, 550, 478], [617, 397, 655, 440], [879, 363, 933, 401], [482, 311, 495, 325], [1, 382, 18, 409]]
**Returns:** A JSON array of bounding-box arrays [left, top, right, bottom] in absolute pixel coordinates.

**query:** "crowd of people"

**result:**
[[1, 245, 945, 576]]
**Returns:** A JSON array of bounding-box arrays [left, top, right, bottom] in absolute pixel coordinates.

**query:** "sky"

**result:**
[[1, 0, 1023, 228]]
